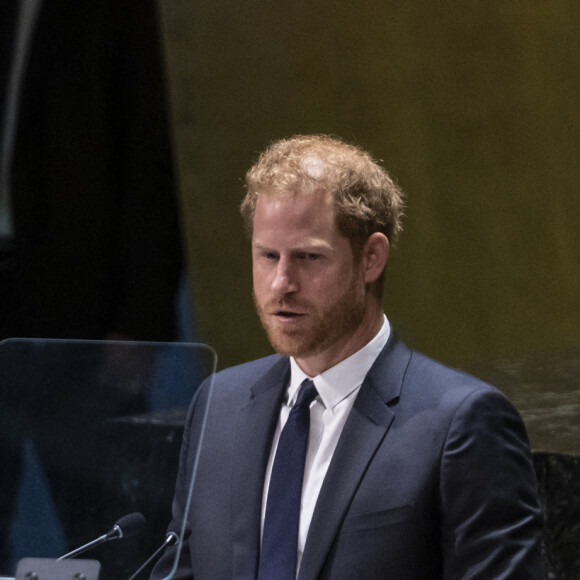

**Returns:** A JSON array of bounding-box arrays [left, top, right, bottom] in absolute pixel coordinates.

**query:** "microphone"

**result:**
[[58, 512, 146, 560], [127, 531, 179, 580]]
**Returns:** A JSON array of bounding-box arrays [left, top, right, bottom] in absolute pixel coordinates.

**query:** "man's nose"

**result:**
[[271, 257, 299, 295]]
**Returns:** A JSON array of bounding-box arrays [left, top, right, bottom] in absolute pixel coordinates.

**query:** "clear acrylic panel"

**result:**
[[0, 338, 217, 579]]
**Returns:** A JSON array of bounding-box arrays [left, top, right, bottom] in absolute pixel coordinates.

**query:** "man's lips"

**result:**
[[262, 300, 310, 321], [273, 310, 305, 318], [269, 307, 307, 320]]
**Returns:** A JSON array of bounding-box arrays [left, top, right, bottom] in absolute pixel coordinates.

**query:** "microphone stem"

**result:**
[[127, 533, 178, 580], [57, 533, 109, 560]]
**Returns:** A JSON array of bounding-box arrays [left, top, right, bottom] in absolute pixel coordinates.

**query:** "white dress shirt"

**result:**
[[260, 315, 391, 572]]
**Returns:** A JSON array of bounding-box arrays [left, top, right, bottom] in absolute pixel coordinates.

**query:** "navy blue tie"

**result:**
[[258, 379, 318, 580]]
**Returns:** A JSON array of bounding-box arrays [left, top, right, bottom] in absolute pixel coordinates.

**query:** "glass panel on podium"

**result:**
[[0, 339, 217, 580]]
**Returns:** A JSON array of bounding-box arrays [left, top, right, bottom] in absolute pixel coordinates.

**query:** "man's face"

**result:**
[[252, 191, 368, 367]]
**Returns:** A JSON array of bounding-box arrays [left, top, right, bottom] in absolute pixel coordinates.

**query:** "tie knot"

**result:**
[[295, 379, 318, 409]]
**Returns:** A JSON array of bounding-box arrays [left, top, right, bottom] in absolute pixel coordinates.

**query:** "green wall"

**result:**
[[160, 1, 580, 370]]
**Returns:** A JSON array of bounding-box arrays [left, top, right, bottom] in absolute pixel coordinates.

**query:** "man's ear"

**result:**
[[362, 232, 389, 284]]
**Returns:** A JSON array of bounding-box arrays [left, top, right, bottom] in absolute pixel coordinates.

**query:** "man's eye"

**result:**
[[298, 253, 319, 260], [264, 252, 278, 260]]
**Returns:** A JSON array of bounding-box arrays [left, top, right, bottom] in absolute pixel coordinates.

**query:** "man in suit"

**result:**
[[152, 135, 543, 579]]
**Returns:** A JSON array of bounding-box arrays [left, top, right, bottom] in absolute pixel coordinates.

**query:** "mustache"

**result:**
[[259, 297, 312, 313], [266, 299, 310, 312]]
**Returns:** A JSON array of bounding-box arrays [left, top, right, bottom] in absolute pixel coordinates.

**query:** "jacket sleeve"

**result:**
[[439, 388, 544, 579]]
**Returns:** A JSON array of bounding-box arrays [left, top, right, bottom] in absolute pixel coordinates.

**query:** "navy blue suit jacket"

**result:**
[[152, 335, 543, 579]]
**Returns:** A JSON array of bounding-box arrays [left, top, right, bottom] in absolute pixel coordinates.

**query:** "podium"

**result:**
[[15, 558, 101, 580], [0, 339, 217, 579]]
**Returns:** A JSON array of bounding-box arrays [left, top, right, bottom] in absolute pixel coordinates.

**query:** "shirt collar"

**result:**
[[288, 315, 391, 411]]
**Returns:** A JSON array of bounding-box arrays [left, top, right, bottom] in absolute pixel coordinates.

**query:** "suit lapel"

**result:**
[[231, 357, 290, 579], [298, 337, 412, 580]]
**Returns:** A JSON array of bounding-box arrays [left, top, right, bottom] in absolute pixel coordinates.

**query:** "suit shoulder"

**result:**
[[367, 336, 507, 419], [212, 354, 284, 388], [384, 345, 528, 449], [408, 350, 497, 393], [400, 350, 523, 424]]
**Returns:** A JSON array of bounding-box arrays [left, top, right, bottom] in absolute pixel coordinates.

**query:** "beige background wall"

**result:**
[[159, 1, 579, 371]]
